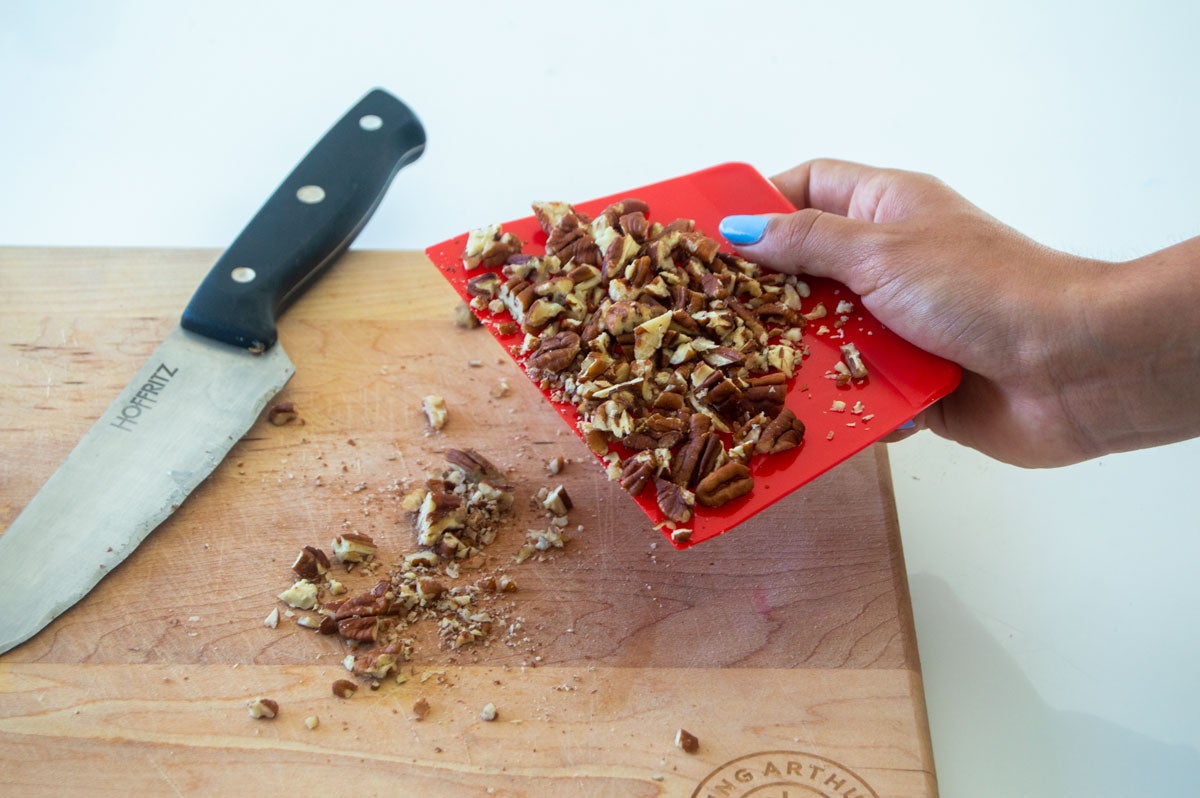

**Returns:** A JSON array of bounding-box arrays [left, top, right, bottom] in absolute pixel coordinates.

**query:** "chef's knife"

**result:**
[[0, 88, 426, 654]]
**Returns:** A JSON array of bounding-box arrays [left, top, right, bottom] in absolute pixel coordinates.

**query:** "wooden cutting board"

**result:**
[[0, 247, 936, 797]]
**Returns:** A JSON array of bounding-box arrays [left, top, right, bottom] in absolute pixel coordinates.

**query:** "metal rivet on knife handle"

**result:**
[[230, 267, 257, 284], [359, 114, 383, 131], [296, 185, 326, 204]]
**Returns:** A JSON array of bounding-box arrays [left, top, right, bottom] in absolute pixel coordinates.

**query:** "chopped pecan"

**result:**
[[695, 370, 742, 417], [670, 285, 706, 313], [652, 391, 686, 412], [673, 429, 723, 489], [337, 616, 381, 642], [598, 198, 650, 226], [742, 373, 787, 418], [840, 342, 869, 379], [695, 462, 754, 507], [333, 581, 394, 620], [700, 271, 733, 299], [416, 489, 466, 546], [532, 201, 574, 234], [546, 213, 600, 265], [755, 408, 806, 454], [463, 225, 522, 269], [621, 413, 687, 451], [603, 301, 654, 336], [655, 478, 695, 523], [247, 697, 279, 720], [331, 532, 376, 564], [675, 728, 700, 753], [626, 255, 654, 288], [619, 457, 655, 496], [352, 643, 402, 679], [681, 232, 720, 263], [291, 545, 330, 581], [332, 679, 358, 699], [542, 485, 573, 517], [619, 211, 650, 242], [700, 345, 744, 368], [267, 401, 298, 426], [466, 271, 502, 299], [528, 330, 581, 373], [446, 448, 504, 482]]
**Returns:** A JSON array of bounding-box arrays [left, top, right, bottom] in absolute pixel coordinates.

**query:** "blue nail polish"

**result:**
[[897, 419, 917, 430], [719, 215, 769, 245]]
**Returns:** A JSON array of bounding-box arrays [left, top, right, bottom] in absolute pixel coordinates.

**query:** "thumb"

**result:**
[[718, 210, 873, 284]]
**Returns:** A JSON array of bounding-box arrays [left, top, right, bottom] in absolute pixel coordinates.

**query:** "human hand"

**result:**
[[719, 159, 1200, 466]]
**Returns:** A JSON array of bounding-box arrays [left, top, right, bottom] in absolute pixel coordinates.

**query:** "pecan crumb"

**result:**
[[247, 697, 278, 720], [422, 395, 449, 430], [412, 697, 430, 720], [332, 679, 358, 699], [277, 579, 319, 610], [331, 532, 376, 564], [304, 715, 319, 730], [267, 401, 298, 426], [454, 301, 482, 329], [675, 728, 699, 753], [479, 703, 498, 722]]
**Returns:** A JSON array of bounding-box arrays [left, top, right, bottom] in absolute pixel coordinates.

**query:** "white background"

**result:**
[[3, 1, 1198, 794]]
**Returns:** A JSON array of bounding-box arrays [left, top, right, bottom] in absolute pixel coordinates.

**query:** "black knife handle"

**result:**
[[181, 88, 426, 352]]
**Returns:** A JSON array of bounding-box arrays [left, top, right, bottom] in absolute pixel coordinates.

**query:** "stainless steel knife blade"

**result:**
[[0, 88, 426, 654]]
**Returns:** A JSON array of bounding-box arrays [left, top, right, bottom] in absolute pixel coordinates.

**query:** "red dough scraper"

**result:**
[[425, 162, 960, 548]]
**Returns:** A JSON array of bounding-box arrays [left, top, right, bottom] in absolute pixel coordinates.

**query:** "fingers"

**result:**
[[718, 208, 874, 282], [770, 158, 886, 217]]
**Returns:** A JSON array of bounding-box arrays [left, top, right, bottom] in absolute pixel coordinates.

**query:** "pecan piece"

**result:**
[[742, 374, 787, 418], [529, 330, 581, 374], [619, 211, 650, 242], [673, 430, 723, 489], [332, 679, 358, 699], [352, 643, 402, 679], [840, 342, 869, 380], [333, 581, 394, 620], [446, 448, 504, 482], [267, 401, 298, 426], [337, 616, 381, 642], [655, 478, 694, 524], [755, 408, 806, 454], [621, 413, 687, 451], [532, 201, 574, 234], [681, 232, 720, 264], [331, 532, 376, 564], [695, 370, 742, 417], [291, 545, 330, 581], [463, 225, 522, 269], [619, 457, 655, 496], [695, 462, 754, 508], [546, 213, 600, 266], [247, 697, 279, 720], [466, 271, 502, 299], [416, 489, 466, 546]]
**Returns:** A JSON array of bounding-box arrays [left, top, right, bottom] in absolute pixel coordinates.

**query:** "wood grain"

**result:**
[[0, 247, 936, 796]]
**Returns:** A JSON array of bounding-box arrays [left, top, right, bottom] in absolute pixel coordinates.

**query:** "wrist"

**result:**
[[1051, 244, 1200, 458]]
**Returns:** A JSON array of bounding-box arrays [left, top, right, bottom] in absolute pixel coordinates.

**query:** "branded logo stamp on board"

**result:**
[[692, 750, 878, 798]]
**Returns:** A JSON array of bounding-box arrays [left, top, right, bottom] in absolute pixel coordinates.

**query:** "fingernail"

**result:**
[[897, 419, 917, 430], [719, 215, 769, 245]]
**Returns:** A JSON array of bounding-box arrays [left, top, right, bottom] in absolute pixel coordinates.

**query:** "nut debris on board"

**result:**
[[247, 697, 278, 720], [675, 728, 699, 753]]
